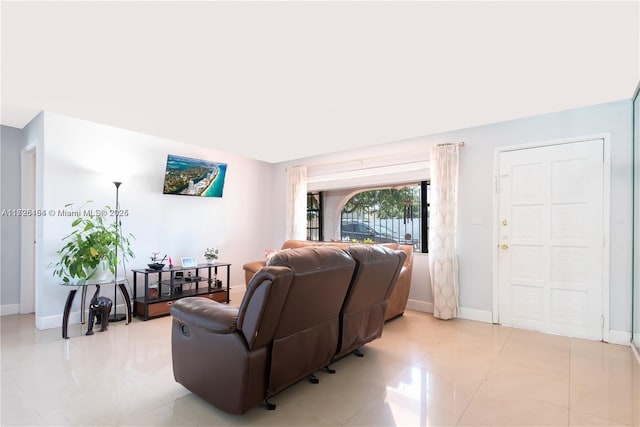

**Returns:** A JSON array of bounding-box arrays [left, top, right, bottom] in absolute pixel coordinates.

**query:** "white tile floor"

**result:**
[[2, 291, 639, 426]]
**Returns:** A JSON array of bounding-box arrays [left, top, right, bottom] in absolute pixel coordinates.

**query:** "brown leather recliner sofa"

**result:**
[[170, 245, 404, 415], [243, 239, 414, 321]]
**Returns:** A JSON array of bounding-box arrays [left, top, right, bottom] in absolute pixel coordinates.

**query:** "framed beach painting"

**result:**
[[163, 154, 228, 197]]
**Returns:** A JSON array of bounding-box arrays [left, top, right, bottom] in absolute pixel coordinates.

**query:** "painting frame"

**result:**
[[163, 154, 228, 198]]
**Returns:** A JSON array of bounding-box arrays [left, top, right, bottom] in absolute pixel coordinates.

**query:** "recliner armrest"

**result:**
[[243, 261, 266, 285], [243, 261, 266, 272], [170, 298, 239, 334]]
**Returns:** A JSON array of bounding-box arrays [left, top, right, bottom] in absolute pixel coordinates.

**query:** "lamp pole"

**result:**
[[109, 181, 126, 322]]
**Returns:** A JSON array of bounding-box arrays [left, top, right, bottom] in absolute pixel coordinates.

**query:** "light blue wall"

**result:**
[[273, 100, 633, 334], [455, 100, 631, 333], [1, 125, 25, 309]]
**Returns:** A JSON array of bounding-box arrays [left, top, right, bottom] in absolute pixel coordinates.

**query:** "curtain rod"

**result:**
[[286, 141, 465, 171], [308, 159, 429, 175], [286, 150, 427, 172], [437, 141, 465, 147]]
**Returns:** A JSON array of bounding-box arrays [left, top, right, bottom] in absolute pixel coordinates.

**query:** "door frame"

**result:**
[[492, 134, 611, 341], [20, 144, 37, 315]]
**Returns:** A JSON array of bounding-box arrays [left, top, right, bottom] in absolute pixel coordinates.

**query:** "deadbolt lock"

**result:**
[[502, 219, 509, 226]]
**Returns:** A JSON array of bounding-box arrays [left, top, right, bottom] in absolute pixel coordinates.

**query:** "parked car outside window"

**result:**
[[340, 221, 397, 243]]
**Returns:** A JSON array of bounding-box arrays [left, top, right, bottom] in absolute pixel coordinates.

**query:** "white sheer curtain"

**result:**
[[285, 166, 308, 240], [429, 144, 460, 320]]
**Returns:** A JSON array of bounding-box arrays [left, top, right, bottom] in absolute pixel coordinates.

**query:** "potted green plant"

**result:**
[[52, 202, 134, 284], [204, 247, 219, 264]]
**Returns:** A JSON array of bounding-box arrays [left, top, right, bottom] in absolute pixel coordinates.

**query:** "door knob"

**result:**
[[502, 219, 509, 226], [500, 243, 509, 250]]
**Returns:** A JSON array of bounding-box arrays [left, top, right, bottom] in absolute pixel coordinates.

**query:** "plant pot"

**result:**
[[206, 259, 217, 265], [88, 263, 111, 283]]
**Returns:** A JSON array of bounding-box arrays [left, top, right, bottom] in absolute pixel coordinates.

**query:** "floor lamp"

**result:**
[[109, 181, 126, 322]]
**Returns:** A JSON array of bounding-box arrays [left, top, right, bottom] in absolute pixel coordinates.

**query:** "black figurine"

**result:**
[[86, 285, 112, 335]]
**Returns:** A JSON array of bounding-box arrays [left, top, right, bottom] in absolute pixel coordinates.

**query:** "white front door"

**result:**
[[497, 139, 605, 340]]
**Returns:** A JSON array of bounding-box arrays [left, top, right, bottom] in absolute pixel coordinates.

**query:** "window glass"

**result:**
[[306, 192, 323, 241], [340, 184, 427, 251]]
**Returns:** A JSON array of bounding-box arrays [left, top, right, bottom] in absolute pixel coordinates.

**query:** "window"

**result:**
[[340, 182, 430, 252], [306, 192, 323, 241], [420, 180, 430, 253]]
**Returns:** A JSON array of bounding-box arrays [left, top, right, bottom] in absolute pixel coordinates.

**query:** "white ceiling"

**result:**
[[1, 1, 638, 163]]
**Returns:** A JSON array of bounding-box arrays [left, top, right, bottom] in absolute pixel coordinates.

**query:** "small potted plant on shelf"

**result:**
[[52, 201, 134, 284], [204, 247, 219, 264]]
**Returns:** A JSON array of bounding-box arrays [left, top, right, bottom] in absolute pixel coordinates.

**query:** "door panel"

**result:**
[[498, 139, 604, 340]]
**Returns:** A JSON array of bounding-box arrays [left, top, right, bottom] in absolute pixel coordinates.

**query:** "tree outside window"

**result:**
[[341, 183, 428, 252]]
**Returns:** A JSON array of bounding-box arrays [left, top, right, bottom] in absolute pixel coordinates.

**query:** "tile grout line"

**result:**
[[568, 337, 573, 427], [454, 325, 514, 426], [568, 340, 636, 426]]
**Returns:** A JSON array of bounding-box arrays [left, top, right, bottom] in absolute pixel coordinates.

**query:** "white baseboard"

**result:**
[[459, 307, 493, 323], [631, 342, 640, 366], [24, 293, 637, 345], [607, 329, 631, 346], [406, 299, 432, 313], [36, 303, 129, 330], [0, 303, 20, 316], [25, 284, 250, 331], [36, 314, 56, 330], [406, 300, 493, 324], [34, 285, 248, 330]]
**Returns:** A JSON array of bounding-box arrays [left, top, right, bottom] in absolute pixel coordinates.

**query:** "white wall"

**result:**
[[272, 100, 633, 333], [34, 113, 274, 329], [322, 189, 353, 241]]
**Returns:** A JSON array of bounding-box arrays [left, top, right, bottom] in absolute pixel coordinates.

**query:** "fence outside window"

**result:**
[[340, 185, 424, 251], [307, 182, 429, 252]]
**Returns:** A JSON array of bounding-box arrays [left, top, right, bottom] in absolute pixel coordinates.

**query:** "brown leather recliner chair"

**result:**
[[335, 245, 406, 360], [170, 246, 356, 414], [170, 267, 293, 415]]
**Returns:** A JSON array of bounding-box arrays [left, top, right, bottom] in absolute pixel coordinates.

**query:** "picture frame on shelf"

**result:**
[[181, 257, 197, 268]]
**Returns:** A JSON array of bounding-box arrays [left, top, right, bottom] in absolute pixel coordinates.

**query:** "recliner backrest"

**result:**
[[336, 245, 405, 359], [237, 266, 294, 350], [265, 246, 356, 395]]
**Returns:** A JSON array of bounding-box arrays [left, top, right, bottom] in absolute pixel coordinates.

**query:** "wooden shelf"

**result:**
[[132, 263, 231, 320]]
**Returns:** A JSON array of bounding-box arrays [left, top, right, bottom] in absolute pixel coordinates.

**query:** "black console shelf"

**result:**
[[132, 262, 231, 320]]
